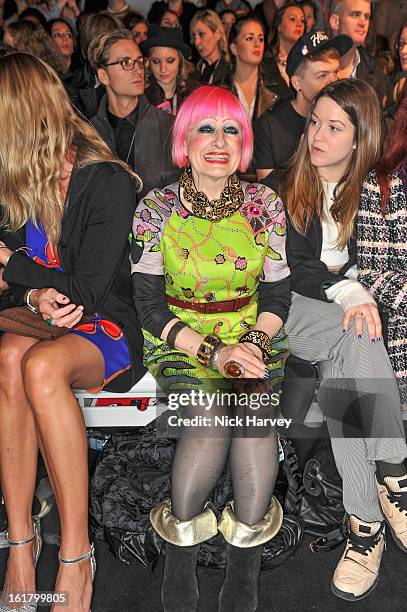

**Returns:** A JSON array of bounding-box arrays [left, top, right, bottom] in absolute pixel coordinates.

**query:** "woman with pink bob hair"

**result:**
[[131, 85, 291, 611]]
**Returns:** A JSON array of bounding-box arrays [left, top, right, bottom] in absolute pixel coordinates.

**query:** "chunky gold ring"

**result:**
[[224, 360, 245, 378]]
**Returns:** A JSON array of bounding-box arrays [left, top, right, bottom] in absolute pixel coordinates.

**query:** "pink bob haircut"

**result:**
[[172, 85, 253, 173]]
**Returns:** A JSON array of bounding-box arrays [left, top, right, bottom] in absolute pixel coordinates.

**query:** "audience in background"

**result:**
[[122, 12, 148, 45], [49, 17, 81, 75], [88, 29, 179, 197], [142, 24, 195, 114], [387, 20, 407, 108], [148, 0, 197, 44], [160, 8, 180, 28], [262, 2, 305, 101], [254, 30, 351, 178], [65, 11, 120, 117], [329, 0, 386, 104], [190, 8, 230, 85], [298, 0, 317, 32], [220, 7, 236, 40], [229, 15, 277, 121], [3, 19, 66, 74]]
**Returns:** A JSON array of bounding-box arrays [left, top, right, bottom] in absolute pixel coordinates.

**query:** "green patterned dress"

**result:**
[[131, 180, 290, 394]]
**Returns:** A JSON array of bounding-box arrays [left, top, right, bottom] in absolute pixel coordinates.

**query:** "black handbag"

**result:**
[[283, 434, 346, 552]]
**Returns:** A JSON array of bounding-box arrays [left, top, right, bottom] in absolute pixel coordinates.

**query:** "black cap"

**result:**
[[140, 24, 191, 58], [286, 31, 353, 78]]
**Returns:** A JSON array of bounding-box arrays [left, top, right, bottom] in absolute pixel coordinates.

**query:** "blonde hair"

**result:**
[[88, 28, 133, 73], [190, 9, 230, 62], [0, 53, 141, 243], [285, 79, 381, 249]]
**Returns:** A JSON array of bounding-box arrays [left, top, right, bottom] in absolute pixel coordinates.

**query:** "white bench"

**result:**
[[75, 371, 168, 427]]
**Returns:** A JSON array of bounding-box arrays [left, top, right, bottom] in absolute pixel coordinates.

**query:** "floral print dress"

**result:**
[[131, 180, 290, 394]]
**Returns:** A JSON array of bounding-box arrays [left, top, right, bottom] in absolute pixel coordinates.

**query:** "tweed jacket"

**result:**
[[357, 169, 406, 402]]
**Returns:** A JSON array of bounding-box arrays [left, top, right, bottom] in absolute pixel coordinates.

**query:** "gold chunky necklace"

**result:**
[[179, 167, 244, 222]]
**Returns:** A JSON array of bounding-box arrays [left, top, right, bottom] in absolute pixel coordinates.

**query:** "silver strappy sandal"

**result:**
[[0, 518, 42, 612], [58, 543, 96, 610]]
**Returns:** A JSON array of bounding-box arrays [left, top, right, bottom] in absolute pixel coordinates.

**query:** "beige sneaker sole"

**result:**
[[331, 576, 379, 601]]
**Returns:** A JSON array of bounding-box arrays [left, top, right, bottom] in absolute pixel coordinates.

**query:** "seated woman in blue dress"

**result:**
[[0, 53, 145, 612]]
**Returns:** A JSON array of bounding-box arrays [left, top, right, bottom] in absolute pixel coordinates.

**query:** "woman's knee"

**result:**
[[0, 337, 28, 394], [22, 343, 68, 400]]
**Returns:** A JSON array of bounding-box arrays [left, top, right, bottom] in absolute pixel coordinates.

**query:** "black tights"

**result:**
[[170, 401, 279, 525]]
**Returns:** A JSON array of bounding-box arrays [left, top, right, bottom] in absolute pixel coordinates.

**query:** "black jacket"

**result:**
[[2, 162, 146, 390], [356, 46, 387, 105], [265, 172, 356, 301], [228, 69, 278, 122], [65, 61, 105, 120], [260, 55, 293, 104], [192, 55, 231, 86], [91, 94, 180, 198]]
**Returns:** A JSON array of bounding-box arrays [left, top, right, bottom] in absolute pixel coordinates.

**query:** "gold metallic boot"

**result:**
[[150, 499, 218, 612], [217, 497, 283, 612]]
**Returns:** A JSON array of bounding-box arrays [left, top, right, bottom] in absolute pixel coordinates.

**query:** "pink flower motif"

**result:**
[[248, 204, 262, 217], [165, 192, 175, 200], [177, 208, 190, 218], [235, 257, 247, 271], [247, 186, 257, 194], [136, 224, 146, 235]]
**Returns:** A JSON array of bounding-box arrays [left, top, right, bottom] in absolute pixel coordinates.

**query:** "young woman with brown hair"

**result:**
[[274, 78, 407, 601], [229, 15, 277, 121]]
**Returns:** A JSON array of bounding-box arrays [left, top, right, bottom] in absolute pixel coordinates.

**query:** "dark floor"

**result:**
[[2, 439, 407, 612], [1, 500, 407, 612]]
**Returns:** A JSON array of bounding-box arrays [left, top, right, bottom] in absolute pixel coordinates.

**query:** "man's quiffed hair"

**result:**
[[88, 29, 133, 73], [294, 46, 340, 77]]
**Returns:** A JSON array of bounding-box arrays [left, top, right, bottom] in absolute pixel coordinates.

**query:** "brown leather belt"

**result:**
[[166, 294, 252, 314]]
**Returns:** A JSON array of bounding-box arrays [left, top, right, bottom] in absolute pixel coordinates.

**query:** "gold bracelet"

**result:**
[[239, 330, 272, 360]]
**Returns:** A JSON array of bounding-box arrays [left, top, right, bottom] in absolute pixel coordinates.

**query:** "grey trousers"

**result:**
[[285, 292, 407, 521]]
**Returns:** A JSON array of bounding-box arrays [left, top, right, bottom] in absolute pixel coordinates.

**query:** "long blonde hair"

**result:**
[[0, 52, 141, 243], [285, 79, 381, 249]]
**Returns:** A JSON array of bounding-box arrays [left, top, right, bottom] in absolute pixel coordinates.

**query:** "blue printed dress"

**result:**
[[26, 221, 131, 391]]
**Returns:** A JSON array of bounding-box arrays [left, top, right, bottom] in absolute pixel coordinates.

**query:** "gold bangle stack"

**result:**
[[197, 334, 222, 367], [239, 330, 272, 360]]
